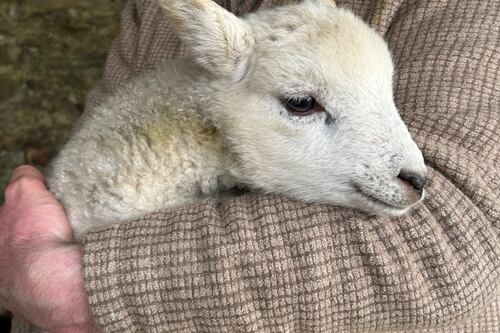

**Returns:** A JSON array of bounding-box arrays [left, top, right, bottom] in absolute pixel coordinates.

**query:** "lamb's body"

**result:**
[[49, 0, 428, 240], [49, 61, 236, 239]]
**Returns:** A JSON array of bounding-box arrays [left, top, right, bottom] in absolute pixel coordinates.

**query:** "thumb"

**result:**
[[3, 165, 73, 243]]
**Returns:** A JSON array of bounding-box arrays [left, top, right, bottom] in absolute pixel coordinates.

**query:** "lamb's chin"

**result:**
[[356, 199, 423, 217]]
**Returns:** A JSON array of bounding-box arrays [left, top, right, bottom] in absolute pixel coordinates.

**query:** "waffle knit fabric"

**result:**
[[11, 0, 499, 332]]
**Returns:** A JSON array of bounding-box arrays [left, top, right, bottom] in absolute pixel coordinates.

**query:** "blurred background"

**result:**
[[0, 0, 125, 330], [0, 0, 126, 205]]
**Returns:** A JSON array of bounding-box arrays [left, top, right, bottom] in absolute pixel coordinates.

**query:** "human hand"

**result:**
[[0, 165, 100, 333]]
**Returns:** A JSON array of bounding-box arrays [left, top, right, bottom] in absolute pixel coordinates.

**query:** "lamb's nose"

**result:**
[[398, 170, 427, 193]]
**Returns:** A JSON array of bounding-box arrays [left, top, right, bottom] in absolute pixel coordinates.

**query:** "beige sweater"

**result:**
[[12, 0, 500, 332]]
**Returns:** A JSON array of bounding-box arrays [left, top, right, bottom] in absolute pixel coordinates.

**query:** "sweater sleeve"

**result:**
[[82, 0, 500, 332]]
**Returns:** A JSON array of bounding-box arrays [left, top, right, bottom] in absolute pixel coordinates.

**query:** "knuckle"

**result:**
[[4, 177, 41, 200]]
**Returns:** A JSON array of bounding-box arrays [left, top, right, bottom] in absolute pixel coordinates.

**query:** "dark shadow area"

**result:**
[[0, 313, 11, 333]]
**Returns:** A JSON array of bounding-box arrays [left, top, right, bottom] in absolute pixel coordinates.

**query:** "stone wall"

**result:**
[[0, 0, 126, 203]]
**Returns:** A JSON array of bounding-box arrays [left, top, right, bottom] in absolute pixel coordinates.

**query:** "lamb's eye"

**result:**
[[282, 96, 324, 116]]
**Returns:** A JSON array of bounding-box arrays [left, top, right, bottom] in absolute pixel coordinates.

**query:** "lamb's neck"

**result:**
[[147, 61, 245, 194]]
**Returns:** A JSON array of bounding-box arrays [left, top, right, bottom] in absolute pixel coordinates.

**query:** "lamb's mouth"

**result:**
[[353, 184, 408, 211]]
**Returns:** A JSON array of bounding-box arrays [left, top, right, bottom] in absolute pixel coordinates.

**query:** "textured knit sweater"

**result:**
[[12, 0, 499, 332]]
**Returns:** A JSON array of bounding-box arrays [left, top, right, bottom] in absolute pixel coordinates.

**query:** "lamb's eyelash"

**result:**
[[284, 94, 309, 102]]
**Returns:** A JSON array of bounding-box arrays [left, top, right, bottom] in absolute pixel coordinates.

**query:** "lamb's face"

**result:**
[[159, 0, 427, 215], [213, 2, 427, 215]]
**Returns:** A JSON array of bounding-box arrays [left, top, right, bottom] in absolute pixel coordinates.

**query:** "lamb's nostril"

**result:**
[[398, 170, 427, 193]]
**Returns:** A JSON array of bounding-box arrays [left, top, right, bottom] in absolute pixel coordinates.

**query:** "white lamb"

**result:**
[[48, 0, 427, 241]]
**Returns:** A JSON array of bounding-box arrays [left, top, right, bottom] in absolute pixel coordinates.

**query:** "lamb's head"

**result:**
[[159, 0, 427, 216]]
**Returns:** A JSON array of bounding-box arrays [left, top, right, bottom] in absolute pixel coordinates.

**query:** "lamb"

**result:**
[[47, 0, 427, 241]]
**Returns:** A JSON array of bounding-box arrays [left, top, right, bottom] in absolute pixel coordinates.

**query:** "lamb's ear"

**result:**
[[159, 0, 254, 81]]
